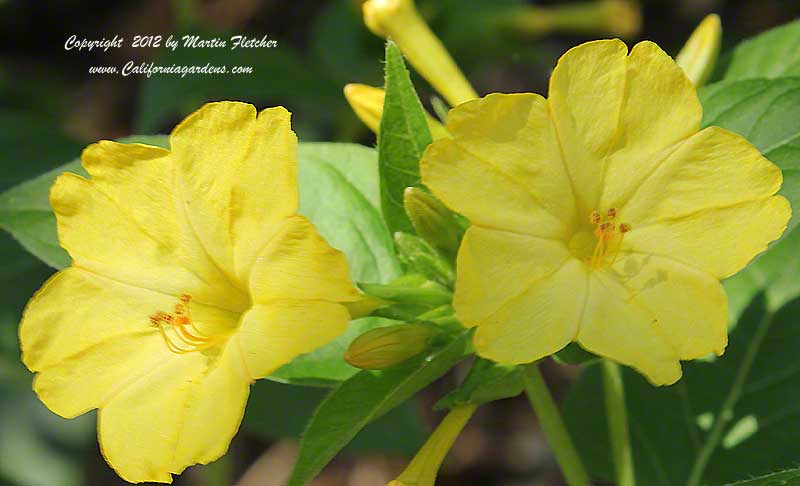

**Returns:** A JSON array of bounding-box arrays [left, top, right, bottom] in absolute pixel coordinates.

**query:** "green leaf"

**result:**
[[724, 468, 800, 485], [720, 20, 800, 82], [378, 40, 433, 234], [242, 379, 424, 454], [286, 331, 471, 486], [434, 358, 523, 410], [297, 142, 401, 284], [699, 77, 800, 315], [564, 295, 800, 485], [0, 135, 168, 269]]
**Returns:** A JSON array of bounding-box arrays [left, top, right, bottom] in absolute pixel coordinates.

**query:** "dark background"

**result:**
[[0, 1, 798, 485]]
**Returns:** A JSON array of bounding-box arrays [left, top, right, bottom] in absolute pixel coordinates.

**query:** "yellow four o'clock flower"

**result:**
[[19, 102, 360, 483], [420, 40, 790, 385]]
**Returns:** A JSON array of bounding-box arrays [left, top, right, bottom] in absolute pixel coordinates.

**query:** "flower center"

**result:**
[[150, 294, 220, 354], [567, 208, 631, 269]]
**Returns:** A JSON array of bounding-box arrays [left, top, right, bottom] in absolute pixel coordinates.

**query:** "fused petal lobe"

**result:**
[[248, 215, 360, 304], [600, 40, 702, 209], [236, 300, 351, 379], [625, 196, 790, 279], [420, 137, 563, 239], [577, 271, 682, 386], [472, 259, 588, 364], [613, 127, 784, 223], [610, 253, 728, 359], [444, 93, 577, 230], [454, 226, 571, 325], [548, 39, 628, 212]]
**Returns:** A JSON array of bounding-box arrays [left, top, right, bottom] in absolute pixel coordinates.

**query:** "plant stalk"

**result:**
[[603, 360, 635, 486], [522, 363, 590, 486]]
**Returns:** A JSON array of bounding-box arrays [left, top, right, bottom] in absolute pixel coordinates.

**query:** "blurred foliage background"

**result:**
[[1, 1, 799, 485]]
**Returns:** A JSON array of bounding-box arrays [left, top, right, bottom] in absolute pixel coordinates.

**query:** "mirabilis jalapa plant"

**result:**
[[10, 0, 800, 484]]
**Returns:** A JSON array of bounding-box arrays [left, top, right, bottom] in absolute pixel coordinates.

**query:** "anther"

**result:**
[[620, 223, 631, 233], [590, 210, 601, 225], [150, 294, 216, 354], [607, 208, 617, 219]]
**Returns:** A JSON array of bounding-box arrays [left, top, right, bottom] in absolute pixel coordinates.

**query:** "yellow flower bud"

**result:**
[[387, 405, 477, 486], [361, 0, 477, 106], [501, 0, 642, 39], [344, 323, 435, 370], [403, 187, 462, 255], [676, 14, 722, 87], [343, 83, 449, 139]]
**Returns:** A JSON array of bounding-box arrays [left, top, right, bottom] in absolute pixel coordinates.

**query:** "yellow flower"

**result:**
[[19, 102, 360, 483], [420, 40, 790, 385]]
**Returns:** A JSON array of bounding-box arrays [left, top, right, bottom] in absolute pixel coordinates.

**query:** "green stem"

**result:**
[[522, 363, 591, 486], [603, 360, 635, 486], [686, 312, 775, 486]]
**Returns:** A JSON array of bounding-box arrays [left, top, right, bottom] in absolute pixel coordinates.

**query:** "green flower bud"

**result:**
[[403, 187, 462, 255], [344, 323, 436, 370], [359, 273, 452, 307], [395, 232, 455, 286]]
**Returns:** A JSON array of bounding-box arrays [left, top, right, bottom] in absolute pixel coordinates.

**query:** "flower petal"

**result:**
[[170, 343, 250, 475], [472, 259, 587, 364], [21, 267, 242, 424], [600, 41, 702, 210], [611, 253, 728, 360], [31, 332, 165, 419], [625, 196, 790, 278], [230, 107, 299, 280], [420, 137, 563, 239], [443, 93, 577, 231], [170, 102, 299, 285], [548, 39, 628, 212], [237, 300, 350, 379], [453, 226, 571, 325], [248, 215, 359, 303], [51, 170, 248, 311], [577, 272, 682, 386], [612, 127, 784, 223], [98, 343, 249, 483], [20, 267, 239, 373]]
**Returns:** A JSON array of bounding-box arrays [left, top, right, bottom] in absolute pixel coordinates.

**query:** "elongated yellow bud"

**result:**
[[344, 323, 435, 370], [362, 0, 477, 106], [676, 14, 722, 87], [344, 84, 449, 139], [403, 187, 461, 255], [388, 405, 478, 486], [501, 0, 641, 38]]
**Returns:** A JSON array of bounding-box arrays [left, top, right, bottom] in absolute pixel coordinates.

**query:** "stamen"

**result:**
[[150, 294, 216, 354], [587, 209, 632, 268]]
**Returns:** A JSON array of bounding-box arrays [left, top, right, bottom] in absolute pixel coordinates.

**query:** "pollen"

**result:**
[[588, 208, 631, 268], [150, 294, 217, 354]]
